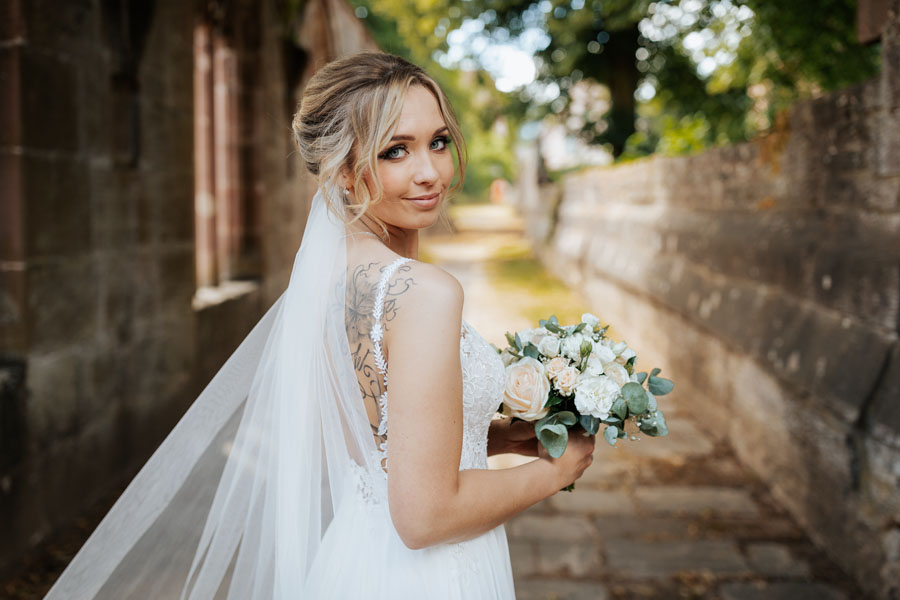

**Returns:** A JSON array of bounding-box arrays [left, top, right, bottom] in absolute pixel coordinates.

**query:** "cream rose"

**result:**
[[584, 355, 604, 377], [555, 366, 579, 396], [615, 347, 637, 365], [602, 361, 630, 387], [537, 335, 560, 358], [503, 357, 551, 421], [574, 374, 620, 420], [545, 356, 569, 380], [519, 327, 550, 347]]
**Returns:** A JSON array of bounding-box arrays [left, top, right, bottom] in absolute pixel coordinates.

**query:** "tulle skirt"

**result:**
[[303, 463, 516, 599]]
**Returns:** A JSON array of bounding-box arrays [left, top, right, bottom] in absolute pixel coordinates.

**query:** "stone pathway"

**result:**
[[423, 203, 867, 600]]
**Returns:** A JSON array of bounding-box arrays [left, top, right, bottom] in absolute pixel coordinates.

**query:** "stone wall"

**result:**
[[0, 0, 376, 574], [516, 5, 900, 597]]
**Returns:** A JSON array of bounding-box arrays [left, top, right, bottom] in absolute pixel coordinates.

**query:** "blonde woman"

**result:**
[[46, 53, 595, 600]]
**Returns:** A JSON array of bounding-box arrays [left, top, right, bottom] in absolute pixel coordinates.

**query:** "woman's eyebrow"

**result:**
[[389, 126, 449, 142]]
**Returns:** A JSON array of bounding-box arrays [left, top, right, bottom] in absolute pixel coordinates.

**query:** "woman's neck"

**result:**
[[348, 215, 418, 260]]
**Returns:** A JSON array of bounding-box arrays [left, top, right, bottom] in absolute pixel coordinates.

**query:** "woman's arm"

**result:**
[[383, 264, 594, 550]]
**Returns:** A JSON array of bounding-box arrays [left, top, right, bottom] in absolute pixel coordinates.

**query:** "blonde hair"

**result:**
[[292, 52, 466, 231]]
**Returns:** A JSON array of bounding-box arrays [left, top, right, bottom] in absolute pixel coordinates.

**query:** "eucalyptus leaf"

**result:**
[[554, 410, 577, 426], [622, 382, 648, 414], [536, 422, 569, 458], [545, 322, 562, 334], [603, 425, 618, 446], [645, 390, 658, 412], [616, 427, 627, 438], [648, 375, 674, 396], [514, 332, 523, 351], [505, 332, 516, 348], [650, 367, 661, 377], [611, 396, 628, 420], [573, 322, 586, 333], [636, 372, 648, 385], [549, 315, 559, 325], [523, 343, 540, 359], [579, 414, 600, 435], [547, 394, 564, 407], [602, 416, 623, 427]]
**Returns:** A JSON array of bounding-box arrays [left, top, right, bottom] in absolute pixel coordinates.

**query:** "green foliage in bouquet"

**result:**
[[500, 314, 674, 460]]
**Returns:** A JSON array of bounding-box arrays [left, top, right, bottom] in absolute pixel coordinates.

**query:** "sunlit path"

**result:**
[[422, 202, 866, 600]]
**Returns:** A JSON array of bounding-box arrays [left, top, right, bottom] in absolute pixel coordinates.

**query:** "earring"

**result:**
[[343, 188, 350, 196]]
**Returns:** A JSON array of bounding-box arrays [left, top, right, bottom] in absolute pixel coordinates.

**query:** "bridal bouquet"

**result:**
[[499, 313, 673, 459]]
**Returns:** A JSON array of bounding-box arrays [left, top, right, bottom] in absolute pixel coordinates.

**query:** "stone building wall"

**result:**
[[517, 4, 900, 597], [0, 0, 376, 574]]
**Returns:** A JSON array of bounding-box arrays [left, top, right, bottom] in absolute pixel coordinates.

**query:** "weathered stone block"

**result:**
[[25, 257, 98, 354], [23, 155, 92, 258], [605, 539, 751, 577], [514, 578, 610, 600], [634, 486, 759, 516], [548, 489, 636, 516], [745, 543, 811, 577], [533, 541, 604, 577], [720, 581, 847, 600], [19, 48, 78, 153], [506, 514, 599, 543]]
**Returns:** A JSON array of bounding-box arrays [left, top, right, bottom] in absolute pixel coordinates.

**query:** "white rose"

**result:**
[[545, 356, 569, 380], [561, 333, 587, 361], [555, 366, 579, 396], [537, 335, 560, 358], [592, 344, 616, 364], [615, 347, 637, 365], [581, 313, 601, 328], [612, 341, 628, 356], [573, 375, 620, 420], [602, 361, 630, 388], [500, 349, 518, 367], [502, 357, 551, 421]]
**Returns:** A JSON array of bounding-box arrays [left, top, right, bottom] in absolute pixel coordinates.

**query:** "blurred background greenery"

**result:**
[[345, 0, 880, 194]]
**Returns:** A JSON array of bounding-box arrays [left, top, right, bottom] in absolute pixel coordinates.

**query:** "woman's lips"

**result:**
[[405, 192, 440, 209]]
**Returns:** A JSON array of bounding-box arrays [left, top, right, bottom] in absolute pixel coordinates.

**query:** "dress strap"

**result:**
[[370, 257, 412, 437]]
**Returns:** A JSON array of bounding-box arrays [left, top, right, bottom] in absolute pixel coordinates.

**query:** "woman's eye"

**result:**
[[431, 136, 451, 151], [379, 145, 407, 160]]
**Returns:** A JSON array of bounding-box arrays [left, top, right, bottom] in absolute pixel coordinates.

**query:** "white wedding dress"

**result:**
[[303, 257, 517, 599]]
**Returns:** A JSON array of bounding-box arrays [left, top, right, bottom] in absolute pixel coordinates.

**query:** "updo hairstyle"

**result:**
[[292, 52, 466, 229]]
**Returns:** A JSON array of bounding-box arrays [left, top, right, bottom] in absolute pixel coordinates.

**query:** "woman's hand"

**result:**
[[539, 431, 595, 490], [487, 418, 540, 457]]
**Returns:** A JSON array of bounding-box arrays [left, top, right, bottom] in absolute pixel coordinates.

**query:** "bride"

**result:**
[[47, 52, 595, 599]]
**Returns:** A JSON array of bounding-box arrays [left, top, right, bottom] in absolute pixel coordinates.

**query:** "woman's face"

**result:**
[[354, 84, 455, 231]]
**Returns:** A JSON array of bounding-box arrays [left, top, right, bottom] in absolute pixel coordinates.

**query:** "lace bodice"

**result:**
[[365, 257, 506, 479]]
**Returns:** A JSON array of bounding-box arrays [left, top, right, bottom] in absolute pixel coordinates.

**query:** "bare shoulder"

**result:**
[[384, 259, 464, 339]]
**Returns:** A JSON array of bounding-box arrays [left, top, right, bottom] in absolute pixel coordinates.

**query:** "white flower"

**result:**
[[585, 355, 604, 377], [616, 347, 637, 365], [555, 366, 579, 395], [519, 327, 549, 347], [537, 335, 560, 358], [581, 313, 601, 328], [592, 344, 616, 364], [500, 349, 518, 367], [561, 333, 588, 361], [503, 357, 551, 421], [545, 356, 569, 380], [574, 375, 620, 420], [602, 361, 630, 388], [612, 341, 628, 356]]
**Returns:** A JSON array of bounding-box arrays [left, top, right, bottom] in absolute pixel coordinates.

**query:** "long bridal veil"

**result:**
[[47, 189, 378, 599]]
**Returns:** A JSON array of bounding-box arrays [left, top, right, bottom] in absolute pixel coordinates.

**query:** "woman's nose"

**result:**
[[413, 152, 439, 185]]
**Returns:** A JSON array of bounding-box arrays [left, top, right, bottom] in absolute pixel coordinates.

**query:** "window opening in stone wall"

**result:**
[[193, 8, 262, 306]]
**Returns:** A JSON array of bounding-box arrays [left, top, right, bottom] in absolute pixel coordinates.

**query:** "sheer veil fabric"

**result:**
[[47, 189, 380, 599]]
